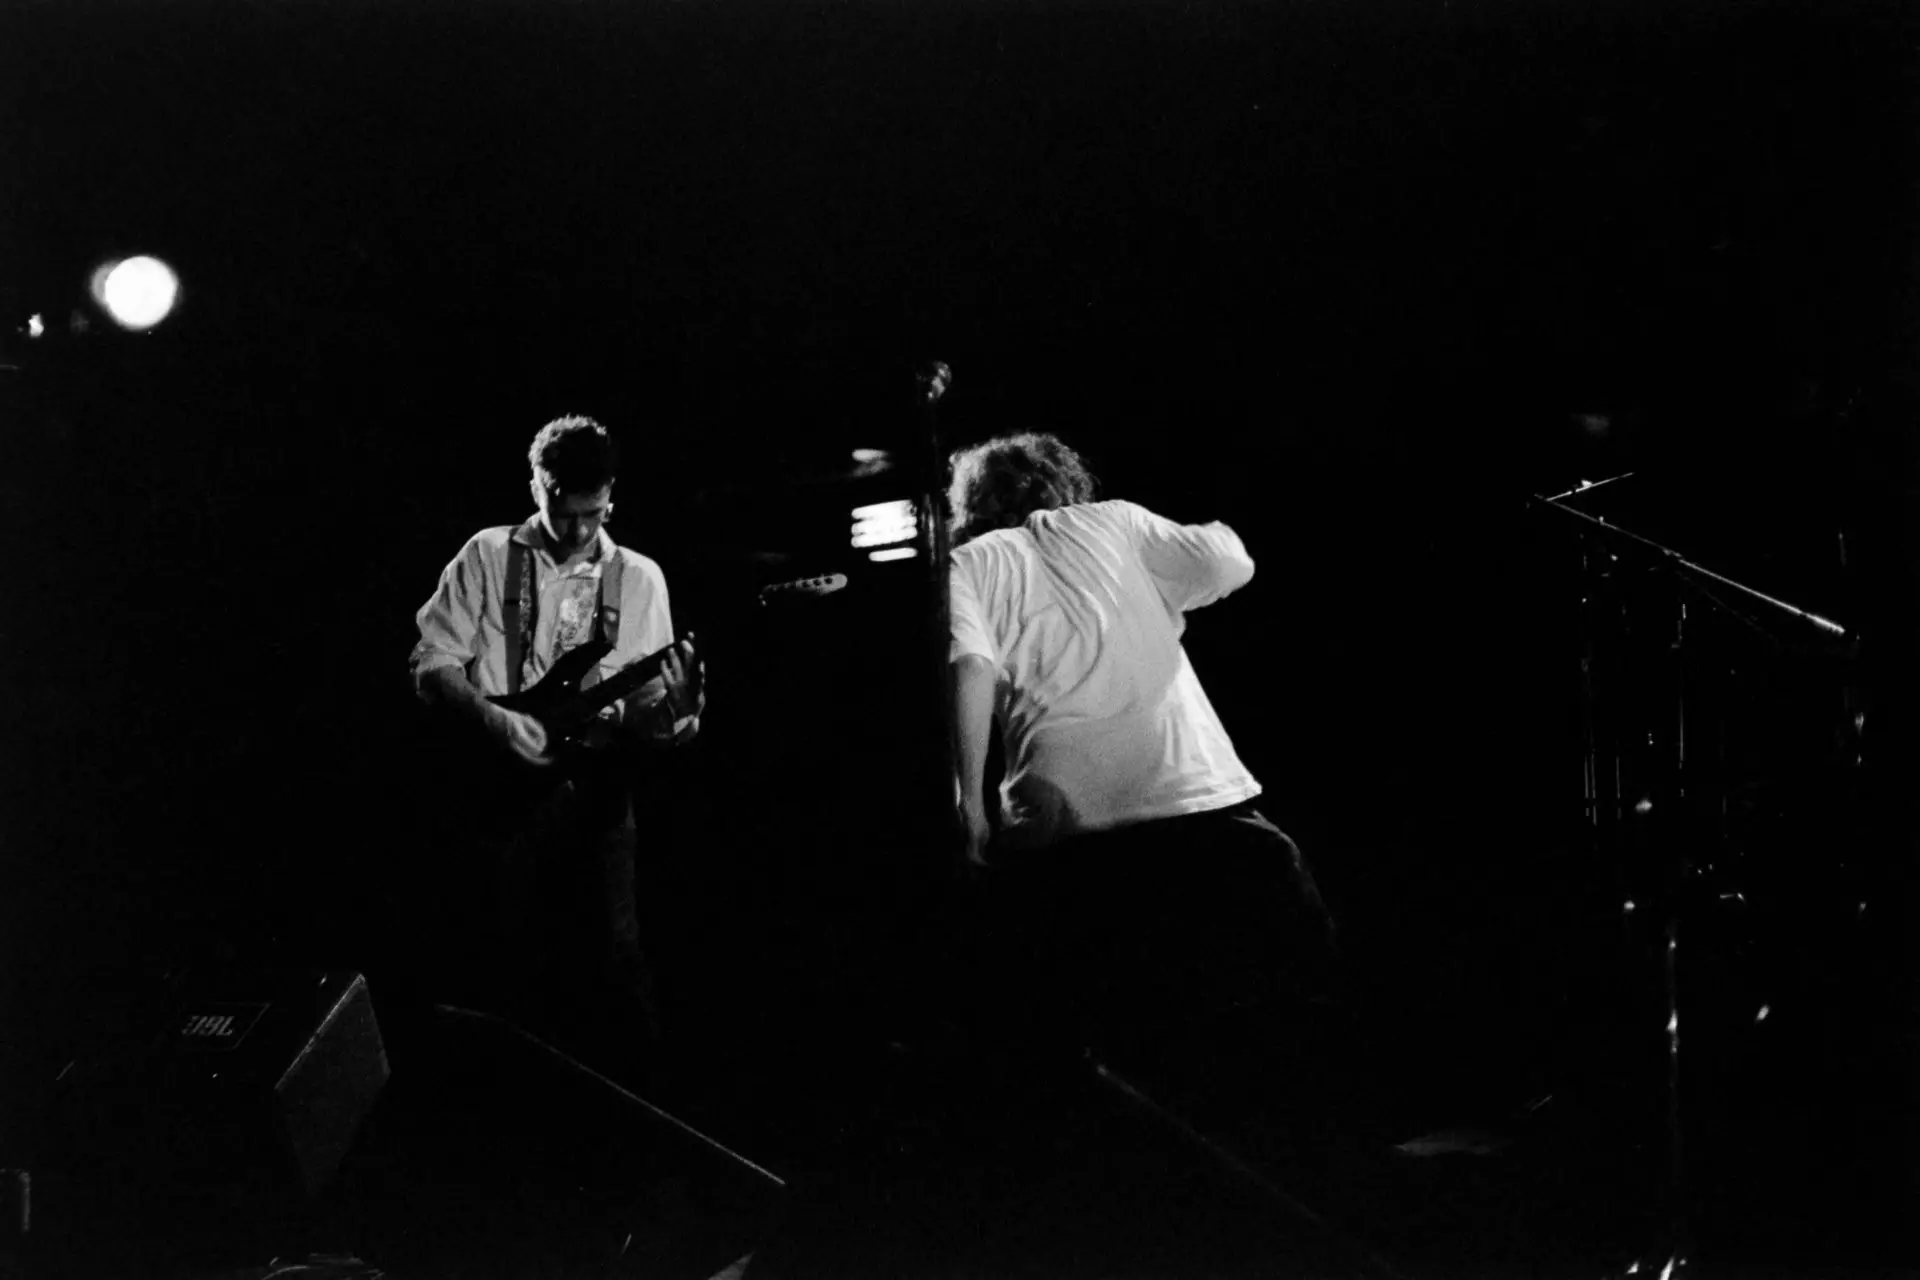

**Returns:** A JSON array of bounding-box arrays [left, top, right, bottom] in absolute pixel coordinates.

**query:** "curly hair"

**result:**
[[947, 432, 1098, 545], [528, 415, 619, 495]]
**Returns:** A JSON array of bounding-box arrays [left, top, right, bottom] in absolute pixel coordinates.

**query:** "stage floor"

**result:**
[[25, 992, 1902, 1280]]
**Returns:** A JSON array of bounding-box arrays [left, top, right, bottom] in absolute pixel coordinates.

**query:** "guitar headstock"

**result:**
[[758, 573, 848, 606]]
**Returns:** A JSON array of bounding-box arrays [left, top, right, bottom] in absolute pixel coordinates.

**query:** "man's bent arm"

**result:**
[[419, 663, 495, 730], [950, 654, 996, 815], [420, 662, 554, 764], [1129, 504, 1256, 613]]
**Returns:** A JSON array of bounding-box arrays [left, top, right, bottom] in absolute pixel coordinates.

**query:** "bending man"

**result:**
[[946, 431, 1336, 1063]]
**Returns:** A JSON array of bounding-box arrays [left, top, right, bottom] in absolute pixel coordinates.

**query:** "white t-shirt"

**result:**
[[948, 499, 1262, 848]]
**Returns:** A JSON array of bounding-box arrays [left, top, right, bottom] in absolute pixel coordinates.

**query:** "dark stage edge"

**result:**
[[346, 1000, 1663, 1280], [20, 995, 1903, 1280], [327, 1005, 1402, 1280]]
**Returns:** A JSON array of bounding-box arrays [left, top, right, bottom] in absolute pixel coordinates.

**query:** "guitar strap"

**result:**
[[582, 547, 625, 695], [597, 546, 625, 649], [502, 533, 534, 696]]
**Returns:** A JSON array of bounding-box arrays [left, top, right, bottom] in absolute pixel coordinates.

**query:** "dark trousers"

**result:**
[[402, 765, 662, 1078], [491, 773, 662, 1059], [976, 801, 1340, 1068]]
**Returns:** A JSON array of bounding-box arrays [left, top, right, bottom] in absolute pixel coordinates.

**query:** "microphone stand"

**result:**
[[1530, 492, 1849, 643], [915, 362, 954, 848], [1528, 489, 1852, 1276]]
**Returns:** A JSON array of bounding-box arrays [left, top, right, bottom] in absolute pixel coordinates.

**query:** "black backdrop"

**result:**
[[3, 0, 1917, 1259]]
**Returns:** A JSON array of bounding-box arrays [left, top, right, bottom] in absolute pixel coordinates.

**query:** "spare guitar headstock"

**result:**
[[758, 573, 848, 606]]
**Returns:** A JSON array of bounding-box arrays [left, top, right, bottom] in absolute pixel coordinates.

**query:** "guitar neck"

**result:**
[[517, 572, 842, 727], [574, 643, 675, 717]]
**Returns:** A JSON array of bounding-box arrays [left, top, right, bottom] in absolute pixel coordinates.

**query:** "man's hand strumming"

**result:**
[[484, 703, 553, 767]]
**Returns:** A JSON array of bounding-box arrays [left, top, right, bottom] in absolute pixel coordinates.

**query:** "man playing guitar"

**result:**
[[409, 414, 705, 1085]]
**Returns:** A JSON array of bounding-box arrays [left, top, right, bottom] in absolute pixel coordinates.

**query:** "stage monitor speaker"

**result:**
[[42, 967, 389, 1248]]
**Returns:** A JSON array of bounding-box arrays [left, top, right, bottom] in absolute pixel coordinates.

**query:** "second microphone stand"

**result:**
[[1530, 485, 1852, 1276]]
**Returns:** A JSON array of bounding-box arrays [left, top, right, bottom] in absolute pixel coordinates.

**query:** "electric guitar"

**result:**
[[489, 572, 846, 765]]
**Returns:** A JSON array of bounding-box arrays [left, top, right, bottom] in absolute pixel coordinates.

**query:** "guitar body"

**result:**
[[489, 638, 622, 745]]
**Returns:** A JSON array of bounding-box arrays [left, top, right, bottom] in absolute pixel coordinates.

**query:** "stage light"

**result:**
[[851, 498, 916, 550], [25, 314, 43, 338], [90, 255, 180, 330], [851, 498, 914, 521], [848, 448, 895, 479], [868, 547, 917, 562], [852, 525, 917, 549]]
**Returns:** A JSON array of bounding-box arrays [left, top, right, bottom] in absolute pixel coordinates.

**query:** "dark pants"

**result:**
[[400, 761, 662, 1082], [979, 801, 1340, 1067], [491, 773, 662, 1059]]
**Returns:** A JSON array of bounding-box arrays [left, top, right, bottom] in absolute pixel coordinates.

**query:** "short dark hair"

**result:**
[[528, 415, 618, 495], [946, 431, 1098, 545]]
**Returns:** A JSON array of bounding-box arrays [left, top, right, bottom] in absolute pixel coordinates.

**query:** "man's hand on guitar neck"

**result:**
[[624, 635, 705, 747], [664, 636, 706, 740]]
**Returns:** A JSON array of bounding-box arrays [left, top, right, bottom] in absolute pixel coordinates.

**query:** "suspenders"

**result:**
[[503, 535, 529, 695], [596, 553, 625, 651], [500, 528, 626, 696]]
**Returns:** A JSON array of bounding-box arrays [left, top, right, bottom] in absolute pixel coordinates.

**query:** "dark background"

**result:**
[[2, 0, 1917, 1267]]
